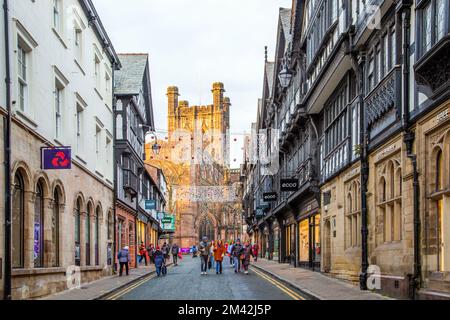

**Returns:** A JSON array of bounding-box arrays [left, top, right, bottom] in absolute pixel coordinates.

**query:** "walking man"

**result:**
[[242, 240, 254, 275], [153, 246, 165, 277], [171, 243, 180, 266], [117, 246, 130, 277], [162, 242, 169, 262], [199, 236, 211, 275], [231, 239, 244, 273]]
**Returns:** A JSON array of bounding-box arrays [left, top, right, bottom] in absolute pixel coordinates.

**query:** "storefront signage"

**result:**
[[280, 179, 299, 192], [157, 212, 165, 220], [263, 192, 278, 202], [145, 200, 156, 211], [256, 209, 265, 218], [436, 108, 450, 124], [162, 214, 175, 232], [41, 147, 72, 170], [375, 144, 398, 162]]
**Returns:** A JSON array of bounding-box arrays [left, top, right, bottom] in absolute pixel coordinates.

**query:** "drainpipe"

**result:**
[[399, 3, 421, 300], [112, 63, 118, 274], [3, 0, 11, 300], [358, 53, 369, 291]]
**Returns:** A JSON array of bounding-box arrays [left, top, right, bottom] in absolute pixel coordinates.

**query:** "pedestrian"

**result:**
[[213, 240, 226, 274], [209, 240, 215, 270], [252, 243, 259, 262], [227, 241, 234, 268], [153, 246, 165, 277], [171, 243, 180, 266], [199, 236, 211, 275], [117, 246, 130, 276], [138, 241, 147, 266], [231, 239, 244, 273], [162, 242, 169, 262], [147, 244, 155, 264], [242, 240, 254, 275], [192, 245, 198, 258]]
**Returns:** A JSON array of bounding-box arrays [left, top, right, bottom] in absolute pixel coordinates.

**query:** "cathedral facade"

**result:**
[[147, 83, 243, 249]]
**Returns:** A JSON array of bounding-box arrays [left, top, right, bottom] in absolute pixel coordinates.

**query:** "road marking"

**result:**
[[250, 267, 306, 300], [106, 273, 157, 300]]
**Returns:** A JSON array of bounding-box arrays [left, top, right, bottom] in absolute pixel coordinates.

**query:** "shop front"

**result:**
[[297, 202, 321, 271], [280, 214, 296, 264], [272, 220, 280, 261]]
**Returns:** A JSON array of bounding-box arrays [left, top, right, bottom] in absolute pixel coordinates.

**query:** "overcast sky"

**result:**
[[94, 0, 291, 167]]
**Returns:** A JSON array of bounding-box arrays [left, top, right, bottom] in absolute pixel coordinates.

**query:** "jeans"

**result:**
[[156, 265, 162, 276], [119, 262, 129, 276], [215, 260, 223, 273], [201, 255, 208, 272], [138, 255, 147, 266], [210, 256, 215, 268], [233, 256, 241, 272]]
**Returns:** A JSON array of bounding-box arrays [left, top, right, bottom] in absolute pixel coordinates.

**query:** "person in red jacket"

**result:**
[[138, 242, 147, 266], [252, 243, 259, 262]]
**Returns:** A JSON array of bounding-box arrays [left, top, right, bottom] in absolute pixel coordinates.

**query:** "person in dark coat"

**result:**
[[153, 246, 165, 277], [171, 243, 180, 266], [199, 237, 211, 275], [231, 239, 244, 273], [242, 241, 254, 275], [117, 246, 130, 276]]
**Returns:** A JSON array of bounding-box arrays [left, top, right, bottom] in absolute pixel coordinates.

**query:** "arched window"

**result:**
[[380, 177, 386, 202], [34, 181, 44, 268], [436, 150, 443, 191], [389, 164, 395, 199], [86, 203, 92, 266], [52, 189, 60, 267], [12, 173, 25, 269], [95, 206, 100, 266], [199, 217, 214, 242], [75, 198, 81, 266]]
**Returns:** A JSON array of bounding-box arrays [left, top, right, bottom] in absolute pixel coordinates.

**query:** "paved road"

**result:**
[[106, 256, 307, 300]]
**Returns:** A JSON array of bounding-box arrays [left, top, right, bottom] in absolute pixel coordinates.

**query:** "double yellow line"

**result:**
[[106, 273, 157, 300], [250, 267, 306, 300]]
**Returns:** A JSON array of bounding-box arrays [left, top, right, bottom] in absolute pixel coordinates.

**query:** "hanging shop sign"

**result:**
[[162, 214, 176, 232], [263, 192, 278, 202], [41, 147, 72, 170], [157, 212, 165, 220], [256, 208, 265, 218], [145, 200, 156, 211], [280, 179, 299, 192]]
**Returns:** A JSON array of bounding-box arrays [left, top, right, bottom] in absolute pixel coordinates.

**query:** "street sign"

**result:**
[[41, 147, 72, 170], [263, 192, 278, 202], [280, 179, 299, 192], [157, 212, 165, 220], [145, 200, 156, 211]]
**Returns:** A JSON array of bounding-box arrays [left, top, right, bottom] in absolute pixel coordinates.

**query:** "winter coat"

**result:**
[[231, 243, 244, 258], [198, 241, 211, 256], [213, 244, 226, 261], [153, 250, 165, 267], [171, 245, 179, 255], [117, 249, 130, 263], [242, 245, 253, 264]]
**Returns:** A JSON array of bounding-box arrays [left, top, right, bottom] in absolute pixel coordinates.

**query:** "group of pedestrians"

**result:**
[[198, 237, 259, 275], [117, 241, 182, 277]]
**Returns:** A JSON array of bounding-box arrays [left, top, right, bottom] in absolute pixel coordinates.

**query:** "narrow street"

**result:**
[[104, 256, 307, 300]]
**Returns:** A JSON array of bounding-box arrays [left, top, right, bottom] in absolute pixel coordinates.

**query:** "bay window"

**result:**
[[420, 0, 449, 57]]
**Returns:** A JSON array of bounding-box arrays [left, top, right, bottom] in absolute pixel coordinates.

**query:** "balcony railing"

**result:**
[[364, 66, 401, 137]]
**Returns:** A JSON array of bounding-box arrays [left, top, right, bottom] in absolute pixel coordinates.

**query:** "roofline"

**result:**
[[79, 0, 121, 70]]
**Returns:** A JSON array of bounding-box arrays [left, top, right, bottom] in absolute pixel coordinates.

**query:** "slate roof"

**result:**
[[265, 61, 275, 97], [115, 54, 148, 95], [280, 8, 292, 42]]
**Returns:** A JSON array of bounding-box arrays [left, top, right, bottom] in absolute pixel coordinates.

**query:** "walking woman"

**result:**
[[213, 240, 226, 274], [242, 240, 254, 275]]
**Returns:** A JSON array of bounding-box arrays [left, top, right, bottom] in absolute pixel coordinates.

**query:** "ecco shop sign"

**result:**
[[263, 192, 278, 202], [41, 147, 72, 170], [280, 179, 299, 192]]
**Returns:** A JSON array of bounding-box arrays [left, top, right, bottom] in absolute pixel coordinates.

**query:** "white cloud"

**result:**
[[94, 0, 291, 167]]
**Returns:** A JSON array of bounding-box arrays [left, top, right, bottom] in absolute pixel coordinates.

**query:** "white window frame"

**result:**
[[53, 67, 69, 142]]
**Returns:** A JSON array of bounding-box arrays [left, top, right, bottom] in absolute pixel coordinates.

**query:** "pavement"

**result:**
[[40, 263, 158, 300], [252, 258, 392, 300], [104, 255, 307, 300]]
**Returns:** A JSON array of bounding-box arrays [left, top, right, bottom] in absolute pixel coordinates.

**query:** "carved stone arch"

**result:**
[[51, 180, 66, 206], [430, 145, 444, 192], [73, 192, 86, 216], [86, 198, 95, 217], [195, 212, 220, 242], [95, 201, 104, 222], [34, 171, 51, 193], [11, 160, 33, 192]]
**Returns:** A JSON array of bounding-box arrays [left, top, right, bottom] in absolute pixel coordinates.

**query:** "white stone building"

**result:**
[[0, 0, 120, 299]]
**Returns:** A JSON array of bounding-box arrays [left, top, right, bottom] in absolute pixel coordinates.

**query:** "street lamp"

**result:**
[[140, 124, 161, 155], [278, 65, 293, 88]]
